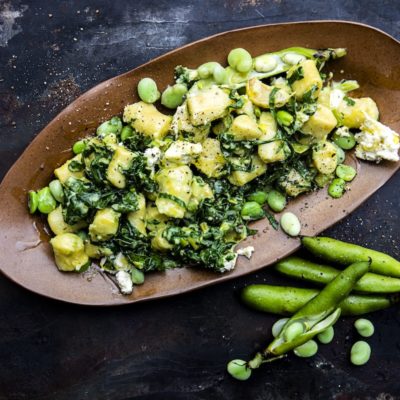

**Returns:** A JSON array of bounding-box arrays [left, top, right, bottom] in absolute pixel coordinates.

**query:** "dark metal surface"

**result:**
[[0, 1, 399, 399]]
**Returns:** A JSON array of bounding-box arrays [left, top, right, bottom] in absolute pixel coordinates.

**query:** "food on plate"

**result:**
[[28, 46, 400, 294]]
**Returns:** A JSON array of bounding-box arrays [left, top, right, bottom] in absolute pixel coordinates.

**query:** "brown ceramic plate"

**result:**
[[0, 21, 399, 306]]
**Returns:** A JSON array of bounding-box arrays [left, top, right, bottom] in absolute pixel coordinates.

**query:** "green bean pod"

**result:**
[[226, 47, 346, 87], [302, 236, 400, 278], [240, 261, 370, 368], [241, 284, 397, 316], [275, 256, 400, 293]]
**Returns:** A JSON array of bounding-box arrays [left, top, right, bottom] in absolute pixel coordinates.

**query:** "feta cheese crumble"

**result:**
[[222, 253, 238, 272], [144, 147, 162, 168], [116, 270, 133, 295], [355, 116, 400, 162], [237, 246, 255, 259], [335, 126, 351, 138], [329, 88, 346, 109], [221, 246, 255, 272]]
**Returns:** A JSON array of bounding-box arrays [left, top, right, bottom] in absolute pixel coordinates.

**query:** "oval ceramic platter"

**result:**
[[0, 21, 399, 306]]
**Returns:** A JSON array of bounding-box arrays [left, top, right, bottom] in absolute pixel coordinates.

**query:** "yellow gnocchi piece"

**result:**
[[123, 101, 172, 140], [288, 59, 322, 100], [89, 208, 120, 242], [301, 104, 337, 141], [127, 193, 147, 235], [187, 86, 232, 126], [107, 146, 135, 189], [194, 138, 226, 178], [230, 115, 263, 141], [50, 233, 89, 272], [54, 154, 85, 184], [48, 206, 87, 236], [336, 97, 379, 128], [156, 166, 193, 219], [258, 140, 289, 164], [228, 155, 267, 186], [312, 141, 338, 175]]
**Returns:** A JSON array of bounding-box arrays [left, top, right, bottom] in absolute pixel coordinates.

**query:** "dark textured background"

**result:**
[[1, 1, 400, 399]]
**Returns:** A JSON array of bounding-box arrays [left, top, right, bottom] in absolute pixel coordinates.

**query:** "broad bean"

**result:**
[[161, 83, 188, 109], [350, 341, 371, 365], [280, 212, 301, 236], [228, 48, 253, 73], [137, 77, 160, 104]]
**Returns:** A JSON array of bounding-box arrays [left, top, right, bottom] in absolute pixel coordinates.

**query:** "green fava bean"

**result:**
[[241, 201, 264, 220], [332, 131, 356, 150], [248, 190, 268, 205], [228, 48, 253, 73], [284, 321, 304, 342], [317, 326, 334, 344], [276, 110, 294, 126], [334, 145, 346, 164], [328, 178, 346, 198], [72, 140, 86, 154], [227, 359, 252, 381], [213, 64, 227, 84], [354, 318, 374, 338], [161, 83, 188, 109], [121, 125, 134, 141], [131, 268, 145, 285], [197, 62, 227, 84], [336, 164, 357, 182], [28, 191, 38, 214], [49, 179, 64, 203], [137, 77, 161, 104], [197, 62, 217, 78], [293, 340, 318, 358], [267, 190, 287, 212], [37, 187, 56, 214], [97, 116, 122, 137], [280, 212, 301, 236], [350, 341, 371, 365], [272, 318, 289, 338]]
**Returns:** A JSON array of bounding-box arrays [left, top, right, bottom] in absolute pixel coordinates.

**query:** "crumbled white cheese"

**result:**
[[222, 253, 238, 272], [164, 141, 202, 164], [144, 147, 162, 168], [329, 88, 345, 109], [221, 246, 255, 272], [335, 126, 351, 137], [355, 116, 400, 162], [116, 271, 133, 295], [237, 246, 255, 259]]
